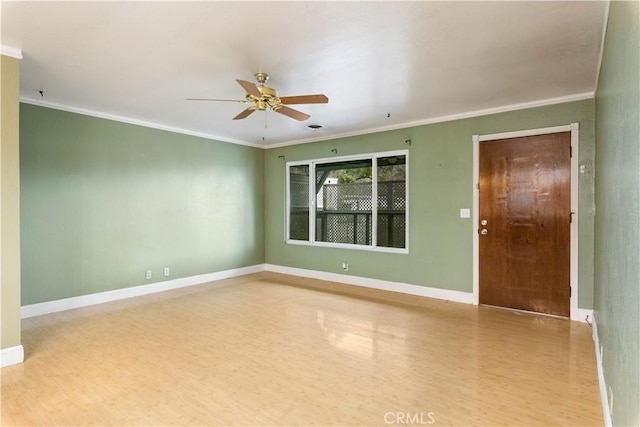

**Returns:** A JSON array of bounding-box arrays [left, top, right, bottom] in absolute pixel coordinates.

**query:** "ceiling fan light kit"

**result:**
[[188, 72, 328, 122]]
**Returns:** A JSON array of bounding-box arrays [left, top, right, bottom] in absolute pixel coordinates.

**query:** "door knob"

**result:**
[[480, 229, 488, 235], [480, 219, 488, 226]]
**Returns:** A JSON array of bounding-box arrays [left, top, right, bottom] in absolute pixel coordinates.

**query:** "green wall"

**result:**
[[20, 98, 597, 311], [594, 1, 640, 426], [1, 55, 21, 350], [265, 99, 596, 309], [20, 103, 264, 305]]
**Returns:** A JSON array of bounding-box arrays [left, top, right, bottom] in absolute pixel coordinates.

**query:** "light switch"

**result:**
[[460, 208, 471, 218]]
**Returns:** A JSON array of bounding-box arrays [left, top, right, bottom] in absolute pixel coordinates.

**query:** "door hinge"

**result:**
[[476, 183, 480, 190], [570, 287, 572, 297], [570, 145, 573, 158], [570, 211, 575, 223]]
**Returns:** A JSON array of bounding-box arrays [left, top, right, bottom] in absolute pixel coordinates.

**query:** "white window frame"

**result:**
[[285, 149, 409, 254]]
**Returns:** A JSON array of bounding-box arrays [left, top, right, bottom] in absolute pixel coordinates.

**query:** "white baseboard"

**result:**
[[21, 264, 265, 319], [592, 314, 612, 427], [1, 345, 24, 368], [572, 308, 594, 323], [264, 264, 474, 304], [20, 262, 594, 324], [264, 264, 594, 324]]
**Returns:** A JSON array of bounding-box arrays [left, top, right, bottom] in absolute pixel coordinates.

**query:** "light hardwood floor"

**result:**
[[1, 273, 603, 426]]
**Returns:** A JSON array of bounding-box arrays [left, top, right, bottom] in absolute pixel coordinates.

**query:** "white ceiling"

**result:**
[[1, 1, 608, 148]]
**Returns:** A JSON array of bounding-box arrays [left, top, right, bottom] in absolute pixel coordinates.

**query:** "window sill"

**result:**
[[285, 239, 409, 254]]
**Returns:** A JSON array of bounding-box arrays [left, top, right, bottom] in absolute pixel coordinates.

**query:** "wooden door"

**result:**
[[479, 132, 571, 317]]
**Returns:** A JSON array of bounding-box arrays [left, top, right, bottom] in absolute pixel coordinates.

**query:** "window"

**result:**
[[288, 164, 310, 241], [286, 150, 408, 253]]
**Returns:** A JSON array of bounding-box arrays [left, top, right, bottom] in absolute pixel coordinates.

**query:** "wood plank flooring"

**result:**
[[1, 273, 603, 426]]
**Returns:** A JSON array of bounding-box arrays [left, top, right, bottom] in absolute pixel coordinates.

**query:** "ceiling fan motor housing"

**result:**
[[246, 86, 279, 111], [258, 85, 278, 98]]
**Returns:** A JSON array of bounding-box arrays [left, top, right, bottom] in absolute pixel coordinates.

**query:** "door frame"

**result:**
[[472, 123, 580, 320]]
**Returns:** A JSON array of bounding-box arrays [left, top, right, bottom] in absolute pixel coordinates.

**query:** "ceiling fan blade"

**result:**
[[187, 98, 247, 103], [279, 94, 329, 105], [233, 106, 257, 120], [274, 105, 310, 121], [236, 79, 261, 97]]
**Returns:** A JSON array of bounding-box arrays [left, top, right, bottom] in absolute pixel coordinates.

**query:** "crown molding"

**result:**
[[593, 0, 611, 93], [264, 91, 595, 149], [19, 97, 264, 149], [21, 91, 594, 150], [0, 45, 23, 59]]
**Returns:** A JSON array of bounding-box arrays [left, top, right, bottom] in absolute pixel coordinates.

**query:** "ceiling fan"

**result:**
[[188, 72, 328, 121]]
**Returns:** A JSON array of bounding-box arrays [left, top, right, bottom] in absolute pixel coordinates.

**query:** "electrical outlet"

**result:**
[[145, 270, 152, 280], [608, 386, 613, 414], [342, 262, 349, 271], [163, 267, 170, 277]]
